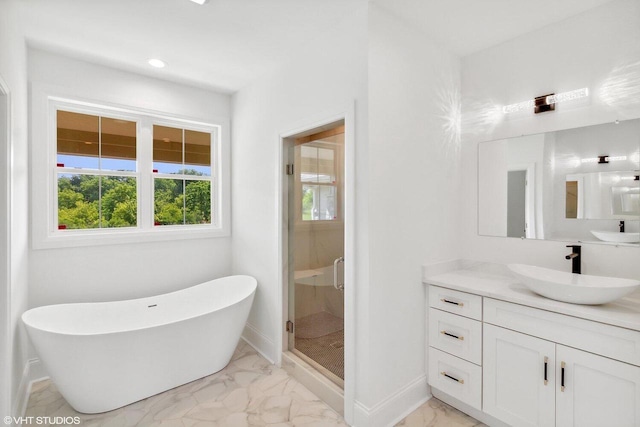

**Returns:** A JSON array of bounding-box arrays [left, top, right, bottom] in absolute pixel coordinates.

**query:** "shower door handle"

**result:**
[[333, 256, 344, 291]]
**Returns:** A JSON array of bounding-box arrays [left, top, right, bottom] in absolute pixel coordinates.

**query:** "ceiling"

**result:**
[[16, 0, 617, 93], [17, 0, 367, 93], [373, 0, 617, 56]]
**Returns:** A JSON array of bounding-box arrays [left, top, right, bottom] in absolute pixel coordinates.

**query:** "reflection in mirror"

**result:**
[[565, 171, 640, 219], [479, 119, 640, 245], [507, 171, 526, 238], [566, 181, 578, 218]]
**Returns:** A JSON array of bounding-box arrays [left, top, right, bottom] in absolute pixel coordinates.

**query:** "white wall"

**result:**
[[231, 2, 368, 423], [0, 82, 8, 420], [0, 0, 30, 418], [366, 2, 461, 417], [231, 2, 368, 358], [461, 0, 640, 278], [478, 139, 508, 236], [232, 3, 462, 424], [28, 49, 233, 307]]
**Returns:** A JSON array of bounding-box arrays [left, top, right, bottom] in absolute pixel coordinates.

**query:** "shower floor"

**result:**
[[295, 311, 343, 339], [294, 311, 344, 382]]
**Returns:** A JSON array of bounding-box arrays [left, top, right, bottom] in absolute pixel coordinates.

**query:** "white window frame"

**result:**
[[32, 95, 230, 249]]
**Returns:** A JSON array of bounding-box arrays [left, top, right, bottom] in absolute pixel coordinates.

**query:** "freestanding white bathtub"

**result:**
[[22, 275, 257, 414]]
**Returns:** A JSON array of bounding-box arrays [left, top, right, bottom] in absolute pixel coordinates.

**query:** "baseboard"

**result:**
[[241, 322, 275, 364], [352, 374, 429, 427], [12, 358, 48, 421]]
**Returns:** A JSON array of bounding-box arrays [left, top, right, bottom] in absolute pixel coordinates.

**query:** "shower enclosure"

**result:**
[[287, 123, 345, 387]]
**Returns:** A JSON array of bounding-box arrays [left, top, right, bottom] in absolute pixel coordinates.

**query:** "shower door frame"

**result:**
[[276, 103, 356, 423]]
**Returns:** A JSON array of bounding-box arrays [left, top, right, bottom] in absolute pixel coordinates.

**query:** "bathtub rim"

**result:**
[[22, 274, 257, 337]]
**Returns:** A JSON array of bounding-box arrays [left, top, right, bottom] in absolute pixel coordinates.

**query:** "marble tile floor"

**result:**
[[395, 399, 487, 427], [24, 340, 347, 427], [25, 339, 484, 427]]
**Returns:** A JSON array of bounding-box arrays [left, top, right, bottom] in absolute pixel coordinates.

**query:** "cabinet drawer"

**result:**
[[428, 347, 482, 410], [429, 308, 482, 365], [429, 285, 482, 320], [484, 298, 640, 366]]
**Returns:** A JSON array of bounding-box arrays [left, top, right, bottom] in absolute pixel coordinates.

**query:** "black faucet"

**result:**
[[565, 245, 581, 274], [620, 220, 625, 233]]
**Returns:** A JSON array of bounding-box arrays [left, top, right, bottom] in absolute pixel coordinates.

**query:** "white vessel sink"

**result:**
[[591, 230, 640, 243], [508, 264, 640, 305]]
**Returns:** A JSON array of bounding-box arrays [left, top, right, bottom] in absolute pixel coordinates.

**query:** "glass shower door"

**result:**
[[288, 125, 345, 387]]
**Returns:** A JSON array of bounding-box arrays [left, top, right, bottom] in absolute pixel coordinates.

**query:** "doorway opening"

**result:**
[[507, 164, 536, 239]]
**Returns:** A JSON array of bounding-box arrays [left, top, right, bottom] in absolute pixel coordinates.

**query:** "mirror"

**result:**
[[479, 119, 640, 245]]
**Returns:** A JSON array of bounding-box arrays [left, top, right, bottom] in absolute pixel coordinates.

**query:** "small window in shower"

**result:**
[[299, 144, 340, 221]]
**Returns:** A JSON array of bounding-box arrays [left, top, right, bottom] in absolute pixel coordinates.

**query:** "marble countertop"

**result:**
[[422, 260, 640, 332]]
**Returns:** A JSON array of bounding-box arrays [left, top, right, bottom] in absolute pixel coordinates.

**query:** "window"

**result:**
[[153, 125, 212, 226], [295, 138, 343, 224], [300, 144, 338, 221], [56, 111, 137, 230], [33, 96, 229, 248]]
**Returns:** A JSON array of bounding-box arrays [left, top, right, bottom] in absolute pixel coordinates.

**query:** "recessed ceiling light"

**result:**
[[148, 59, 166, 68], [190, 0, 209, 4]]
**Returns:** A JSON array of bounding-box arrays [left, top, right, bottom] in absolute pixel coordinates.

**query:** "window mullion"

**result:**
[[98, 117, 103, 228], [138, 118, 152, 230], [182, 128, 186, 225]]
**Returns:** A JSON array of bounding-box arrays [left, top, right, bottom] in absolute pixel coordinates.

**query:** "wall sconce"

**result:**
[[503, 88, 589, 114], [534, 94, 555, 114], [581, 155, 628, 164]]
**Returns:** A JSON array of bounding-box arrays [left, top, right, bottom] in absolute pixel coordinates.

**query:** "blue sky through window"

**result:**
[[58, 154, 211, 176]]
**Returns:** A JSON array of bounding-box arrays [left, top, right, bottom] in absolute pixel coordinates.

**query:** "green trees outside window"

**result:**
[[55, 108, 216, 233], [154, 171, 211, 226], [58, 169, 211, 229], [58, 175, 137, 229]]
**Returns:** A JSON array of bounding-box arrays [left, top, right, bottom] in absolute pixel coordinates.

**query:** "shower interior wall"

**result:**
[[293, 226, 345, 320]]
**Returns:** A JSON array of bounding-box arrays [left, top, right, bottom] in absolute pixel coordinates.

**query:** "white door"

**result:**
[[556, 345, 640, 427], [483, 324, 556, 427]]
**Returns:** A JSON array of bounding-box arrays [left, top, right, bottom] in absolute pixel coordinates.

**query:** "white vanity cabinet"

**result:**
[[427, 286, 483, 410], [483, 324, 555, 427], [427, 283, 640, 427], [556, 345, 640, 427], [484, 324, 640, 427]]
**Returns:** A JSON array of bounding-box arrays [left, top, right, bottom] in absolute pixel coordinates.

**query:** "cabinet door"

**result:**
[[556, 345, 640, 427], [484, 324, 555, 427]]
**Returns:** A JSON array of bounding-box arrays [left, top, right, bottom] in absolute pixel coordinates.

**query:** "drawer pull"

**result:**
[[441, 298, 464, 307], [441, 330, 464, 340], [543, 356, 548, 385], [561, 361, 566, 392], [441, 371, 464, 384]]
